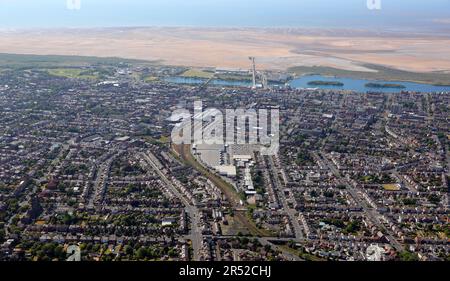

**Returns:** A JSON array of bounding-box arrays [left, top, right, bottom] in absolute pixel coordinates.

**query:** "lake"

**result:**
[[165, 75, 450, 93], [289, 75, 450, 93]]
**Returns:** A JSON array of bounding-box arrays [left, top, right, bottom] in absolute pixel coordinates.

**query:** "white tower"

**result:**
[[249, 57, 257, 89]]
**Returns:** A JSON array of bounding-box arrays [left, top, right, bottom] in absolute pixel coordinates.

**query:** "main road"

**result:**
[[266, 155, 305, 241], [140, 151, 203, 261], [317, 152, 404, 252]]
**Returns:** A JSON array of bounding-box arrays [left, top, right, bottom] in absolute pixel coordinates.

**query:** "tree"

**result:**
[[427, 194, 441, 205], [124, 245, 133, 256], [345, 221, 361, 234], [136, 247, 147, 260], [398, 251, 419, 261], [310, 190, 319, 197], [54, 245, 65, 260], [167, 248, 177, 258]]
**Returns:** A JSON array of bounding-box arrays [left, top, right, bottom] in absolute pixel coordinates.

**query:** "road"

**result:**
[[88, 153, 116, 208], [317, 152, 404, 252], [258, 237, 303, 261], [392, 171, 417, 192], [140, 151, 203, 261], [311, 96, 404, 252], [5, 140, 74, 238], [266, 155, 305, 241]]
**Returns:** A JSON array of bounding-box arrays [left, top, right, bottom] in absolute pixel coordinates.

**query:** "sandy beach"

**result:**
[[1, 27, 450, 73]]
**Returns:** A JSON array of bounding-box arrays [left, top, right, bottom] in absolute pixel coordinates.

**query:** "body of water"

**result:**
[[289, 75, 450, 93], [165, 75, 450, 93], [1, 0, 450, 32]]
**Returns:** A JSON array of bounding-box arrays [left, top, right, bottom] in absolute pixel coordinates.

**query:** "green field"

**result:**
[[46, 67, 121, 80], [142, 75, 160, 82], [181, 68, 214, 79], [0, 53, 153, 80], [46, 68, 97, 80], [288, 64, 450, 86], [383, 184, 401, 191], [0, 53, 154, 69], [215, 73, 253, 82]]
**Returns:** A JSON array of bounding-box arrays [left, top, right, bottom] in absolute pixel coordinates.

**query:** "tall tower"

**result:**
[[249, 57, 257, 89], [261, 73, 268, 89]]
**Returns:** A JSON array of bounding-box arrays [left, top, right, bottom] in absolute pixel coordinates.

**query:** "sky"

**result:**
[[0, 0, 450, 31]]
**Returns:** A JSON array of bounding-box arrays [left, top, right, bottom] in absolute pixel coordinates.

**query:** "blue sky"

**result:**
[[0, 0, 449, 30]]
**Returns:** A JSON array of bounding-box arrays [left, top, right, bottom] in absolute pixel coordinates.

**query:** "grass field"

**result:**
[[181, 68, 214, 79], [158, 136, 170, 144], [383, 184, 401, 191], [0, 53, 153, 69], [143, 76, 160, 82], [288, 64, 450, 86], [215, 73, 253, 82], [221, 215, 250, 236], [180, 68, 252, 82], [47, 68, 97, 80]]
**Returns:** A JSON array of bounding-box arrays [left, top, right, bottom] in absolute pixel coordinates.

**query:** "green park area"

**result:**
[[180, 68, 215, 79]]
